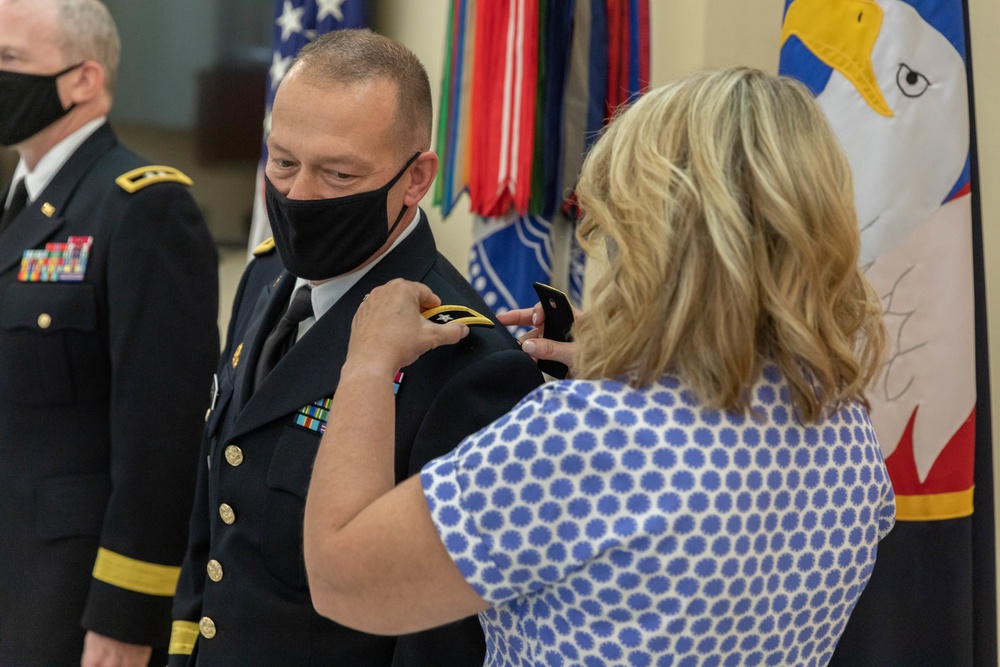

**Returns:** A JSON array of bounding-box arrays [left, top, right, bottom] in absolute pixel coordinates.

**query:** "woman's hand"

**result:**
[[498, 302, 581, 374], [347, 279, 470, 375]]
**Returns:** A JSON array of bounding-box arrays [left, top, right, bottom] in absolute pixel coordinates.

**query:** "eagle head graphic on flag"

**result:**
[[780, 0, 975, 520]]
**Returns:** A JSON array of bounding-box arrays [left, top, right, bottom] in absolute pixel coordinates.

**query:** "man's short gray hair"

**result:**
[[293, 29, 433, 155], [50, 0, 121, 95]]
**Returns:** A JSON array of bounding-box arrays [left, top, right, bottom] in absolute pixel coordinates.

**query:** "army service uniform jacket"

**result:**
[[0, 123, 220, 666], [168, 215, 543, 666]]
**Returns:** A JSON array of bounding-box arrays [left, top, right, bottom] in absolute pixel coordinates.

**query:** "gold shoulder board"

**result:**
[[253, 237, 276, 256], [116, 166, 193, 193], [421, 305, 494, 328]]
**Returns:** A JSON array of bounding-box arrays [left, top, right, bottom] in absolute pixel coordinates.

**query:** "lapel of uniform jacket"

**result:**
[[0, 124, 117, 275], [226, 214, 438, 441], [227, 270, 296, 420]]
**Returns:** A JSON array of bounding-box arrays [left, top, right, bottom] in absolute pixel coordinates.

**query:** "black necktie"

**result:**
[[254, 285, 314, 390], [0, 179, 28, 235]]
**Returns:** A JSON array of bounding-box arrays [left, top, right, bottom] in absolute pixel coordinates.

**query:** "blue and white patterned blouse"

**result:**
[[421, 365, 895, 667]]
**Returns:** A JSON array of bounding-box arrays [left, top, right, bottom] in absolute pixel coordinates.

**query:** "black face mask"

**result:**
[[265, 152, 421, 280], [0, 63, 83, 147]]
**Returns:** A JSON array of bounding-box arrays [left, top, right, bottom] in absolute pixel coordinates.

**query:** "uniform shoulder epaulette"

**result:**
[[421, 305, 494, 328], [115, 165, 193, 193], [252, 237, 276, 257]]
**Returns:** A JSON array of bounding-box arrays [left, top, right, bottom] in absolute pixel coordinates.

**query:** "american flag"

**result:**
[[247, 0, 369, 256]]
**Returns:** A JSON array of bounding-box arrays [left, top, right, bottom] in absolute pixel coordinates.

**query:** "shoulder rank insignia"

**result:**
[[253, 237, 276, 257], [421, 305, 494, 328], [115, 165, 193, 193]]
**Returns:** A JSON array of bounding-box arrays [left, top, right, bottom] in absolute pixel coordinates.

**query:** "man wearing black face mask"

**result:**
[[0, 1, 219, 666], [168, 29, 543, 667]]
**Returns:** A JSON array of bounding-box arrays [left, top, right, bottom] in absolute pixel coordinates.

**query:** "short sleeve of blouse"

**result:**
[[420, 379, 654, 605]]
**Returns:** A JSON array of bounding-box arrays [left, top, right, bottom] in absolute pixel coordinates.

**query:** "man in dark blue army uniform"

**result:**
[[168, 29, 543, 667], [0, 1, 219, 665]]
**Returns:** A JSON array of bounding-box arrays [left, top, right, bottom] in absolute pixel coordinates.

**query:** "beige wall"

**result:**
[[969, 0, 1000, 645]]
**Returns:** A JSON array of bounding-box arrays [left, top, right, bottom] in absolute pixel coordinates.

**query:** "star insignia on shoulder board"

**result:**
[[421, 305, 494, 328]]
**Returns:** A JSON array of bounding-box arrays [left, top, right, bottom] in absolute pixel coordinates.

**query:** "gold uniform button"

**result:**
[[219, 503, 235, 525], [37, 313, 52, 329], [206, 559, 224, 582], [199, 616, 216, 639], [224, 445, 244, 467]]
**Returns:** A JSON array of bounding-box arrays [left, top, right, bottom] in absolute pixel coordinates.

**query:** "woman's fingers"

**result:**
[[496, 307, 536, 329], [499, 300, 582, 374], [520, 337, 576, 369]]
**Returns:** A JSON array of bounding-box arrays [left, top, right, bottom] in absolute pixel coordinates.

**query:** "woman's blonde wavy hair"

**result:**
[[573, 67, 886, 423]]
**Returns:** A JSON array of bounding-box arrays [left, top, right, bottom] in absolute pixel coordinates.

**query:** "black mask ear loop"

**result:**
[[386, 151, 423, 237], [53, 62, 86, 115], [55, 62, 85, 77]]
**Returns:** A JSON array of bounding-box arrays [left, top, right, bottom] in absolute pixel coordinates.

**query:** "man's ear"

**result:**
[[403, 151, 439, 206], [61, 60, 107, 107]]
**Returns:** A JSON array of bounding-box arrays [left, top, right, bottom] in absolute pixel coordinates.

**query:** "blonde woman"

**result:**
[[303, 67, 894, 667]]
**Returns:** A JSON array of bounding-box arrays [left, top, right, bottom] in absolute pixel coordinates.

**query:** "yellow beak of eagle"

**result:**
[[781, 0, 894, 117]]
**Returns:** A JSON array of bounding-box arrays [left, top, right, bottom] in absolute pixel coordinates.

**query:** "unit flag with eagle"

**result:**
[[779, 0, 995, 664]]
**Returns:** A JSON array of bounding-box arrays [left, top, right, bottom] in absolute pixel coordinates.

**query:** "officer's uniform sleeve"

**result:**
[[79, 175, 219, 646], [411, 349, 544, 471], [392, 347, 543, 667], [165, 430, 213, 665]]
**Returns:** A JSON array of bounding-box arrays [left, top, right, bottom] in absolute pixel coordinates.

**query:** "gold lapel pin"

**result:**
[[231, 342, 243, 368], [41, 203, 55, 217]]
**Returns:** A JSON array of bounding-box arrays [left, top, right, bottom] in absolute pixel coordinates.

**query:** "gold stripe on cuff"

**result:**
[[91, 547, 181, 596], [168, 620, 200, 655]]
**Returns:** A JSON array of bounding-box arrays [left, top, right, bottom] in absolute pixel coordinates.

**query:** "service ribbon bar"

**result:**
[[18, 236, 93, 283], [293, 397, 333, 434]]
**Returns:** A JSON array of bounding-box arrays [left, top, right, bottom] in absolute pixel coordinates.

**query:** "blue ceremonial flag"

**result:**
[[780, 0, 996, 663], [247, 0, 369, 257], [468, 214, 553, 335]]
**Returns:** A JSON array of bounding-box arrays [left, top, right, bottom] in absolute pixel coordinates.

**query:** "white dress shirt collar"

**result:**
[[9, 117, 108, 204]]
